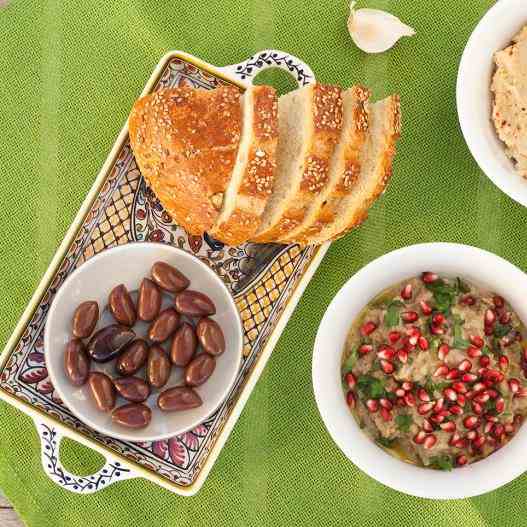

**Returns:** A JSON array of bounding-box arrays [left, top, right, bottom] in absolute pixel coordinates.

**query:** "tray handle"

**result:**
[[218, 49, 315, 88], [34, 418, 138, 494]]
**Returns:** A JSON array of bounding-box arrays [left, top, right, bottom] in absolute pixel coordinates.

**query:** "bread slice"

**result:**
[[280, 86, 370, 245], [251, 83, 343, 243], [305, 94, 401, 244], [209, 86, 278, 245], [128, 86, 242, 236]]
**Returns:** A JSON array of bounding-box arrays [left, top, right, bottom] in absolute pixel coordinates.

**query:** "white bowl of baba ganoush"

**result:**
[[457, 0, 527, 208], [313, 243, 527, 499]]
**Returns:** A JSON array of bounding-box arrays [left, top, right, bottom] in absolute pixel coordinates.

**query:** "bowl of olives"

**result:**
[[45, 242, 243, 442]]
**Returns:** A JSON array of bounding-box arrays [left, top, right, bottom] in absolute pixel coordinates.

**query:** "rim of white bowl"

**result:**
[[45, 242, 243, 442], [313, 242, 527, 499]]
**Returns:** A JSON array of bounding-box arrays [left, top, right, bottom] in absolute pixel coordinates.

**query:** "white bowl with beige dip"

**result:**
[[457, 0, 527, 208]]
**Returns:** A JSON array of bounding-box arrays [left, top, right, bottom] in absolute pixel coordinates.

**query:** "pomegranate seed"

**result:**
[[418, 336, 429, 351], [432, 313, 445, 325], [516, 387, 527, 398], [458, 359, 472, 372], [493, 295, 505, 308], [461, 295, 475, 305], [485, 415, 498, 423], [505, 423, 515, 434], [484, 309, 496, 325], [421, 272, 439, 284], [444, 388, 458, 401], [473, 392, 490, 404], [438, 344, 450, 361], [467, 346, 482, 358], [395, 388, 406, 397], [499, 312, 511, 325], [402, 381, 413, 391], [473, 435, 486, 449], [499, 355, 509, 371], [423, 434, 437, 449], [472, 382, 485, 393], [479, 355, 490, 367], [430, 325, 445, 335], [462, 373, 478, 383], [359, 344, 373, 355], [423, 419, 434, 432], [495, 397, 505, 412], [440, 421, 456, 432], [456, 454, 468, 466], [420, 300, 433, 315], [379, 398, 393, 410], [401, 283, 413, 300], [366, 399, 379, 412], [396, 397, 407, 407], [345, 372, 356, 389], [346, 391, 356, 408], [388, 331, 401, 344], [402, 337, 416, 351], [433, 398, 445, 412], [429, 412, 446, 424], [466, 430, 477, 440], [380, 359, 395, 374], [472, 402, 483, 415], [446, 369, 460, 380], [418, 402, 434, 415], [414, 431, 426, 444], [492, 424, 505, 438], [401, 311, 419, 323], [484, 325, 494, 336], [483, 369, 504, 383], [418, 388, 431, 402], [449, 432, 461, 446], [469, 335, 484, 348], [377, 346, 396, 360], [361, 321, 377, 336], [501, 336, 514, 348], [433, 364, 449, 377], [484, 421, 494, 434], [457, 394, 466, 406], [487, 389, 498, 399], [452, 382, 467, 394], [397, 349, 409, 363], [515, 414, 524, 427], [380, 407, 393, 422], [509, 378, 520, 394], [404, 392, 416, 407], [464, 416, 479, 429]]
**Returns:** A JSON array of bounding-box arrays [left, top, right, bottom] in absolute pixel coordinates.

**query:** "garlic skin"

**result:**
[[347, 1, 415, 54]]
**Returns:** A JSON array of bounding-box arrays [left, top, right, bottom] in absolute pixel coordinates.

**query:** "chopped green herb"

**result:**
[[429, 455, 453, 471], [426, 280, 457, 313], [429, 337, 441, 353], [376, 436, 396, 448], [453, 315, 470, 349], [424, 378, 451, 396], [342, 346, 359, 373], [357, 375, 386, 400], [395, 413, 413, 433], [385, 300, 404, 328], [481, 346, 492, 356], [485, 399, 497, 413], [494, 323, 511, 338], [456, 277, 471, 294]]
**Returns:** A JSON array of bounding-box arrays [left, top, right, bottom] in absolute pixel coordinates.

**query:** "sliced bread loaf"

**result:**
[[305, 94, 401, 244], [210, 86, 278, 245], [128, 86, 242, 236], [280, 85, 370, 244], [251, 83, 343, 243]]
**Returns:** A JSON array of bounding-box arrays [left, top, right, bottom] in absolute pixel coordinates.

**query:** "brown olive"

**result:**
[[112, 403, 152, 429], [108, 284, 137, 326], [147, 345, 171, 389], [113, 377, 151, 403], [196, 317, 225, 356], [158, 386, 202, 412], [72, 301, 99, 339], [86, 324, 136, 363], [147, 308, 180, 343], [170, 322, 197, 366], [116, 339, 149, 376], [64, 339, 90, 386], [151, 261, 190, 293], [185, 353, 216, 386], [137, 278, 162, 322], [174, 290, 216, 317], [88, 372, 116, 412]]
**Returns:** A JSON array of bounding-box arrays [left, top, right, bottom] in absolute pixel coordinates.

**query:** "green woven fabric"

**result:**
[[4, 0, 527, 525]]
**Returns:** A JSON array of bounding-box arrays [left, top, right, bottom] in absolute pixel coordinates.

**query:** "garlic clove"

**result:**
[[348, 1, 415, 54]]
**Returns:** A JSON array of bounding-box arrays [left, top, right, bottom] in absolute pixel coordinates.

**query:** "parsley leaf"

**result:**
[[494, 323, 511, 338], [426, 280, 457, 313], [342, 346, 359, 373], [376, 436, 396, 448], [429, 456, 453, 471], [453, 315, 470, 349], [456, 277, 471, 294], [395, 413, 413, 433], [384, 300, 404, 328], [424, 377, 451, 396], [357, 375, 386, 400]]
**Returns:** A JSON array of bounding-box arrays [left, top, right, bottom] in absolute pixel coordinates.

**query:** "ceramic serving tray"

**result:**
[[0, 50, 328, 496]]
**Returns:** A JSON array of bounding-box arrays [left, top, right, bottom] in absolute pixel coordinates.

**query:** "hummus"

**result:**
[[491, 26, 527, 177], [342, 273, 527, 470]]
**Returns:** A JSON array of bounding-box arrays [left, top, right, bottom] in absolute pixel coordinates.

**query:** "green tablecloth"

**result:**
[[4, 0, 527, 525]]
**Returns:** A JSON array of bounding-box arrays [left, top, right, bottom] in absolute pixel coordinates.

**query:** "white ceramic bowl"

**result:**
[[45, 242, 243, 442], [313, 243, 527, 499], [457, 0, 527, 208]]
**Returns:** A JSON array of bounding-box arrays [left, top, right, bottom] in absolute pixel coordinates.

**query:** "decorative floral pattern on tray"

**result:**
[[0, 56, 318, 488]]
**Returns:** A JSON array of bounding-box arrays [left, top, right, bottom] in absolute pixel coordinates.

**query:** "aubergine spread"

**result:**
[[342, 272, 527, 470]]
